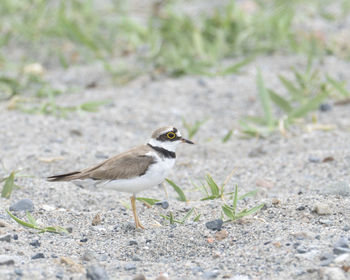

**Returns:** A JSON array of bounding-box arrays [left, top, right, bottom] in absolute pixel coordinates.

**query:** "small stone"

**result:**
[[319, 219, 332, 225], [0, 221, 8, 227], [133, 274, 146, 280], [0, 255, 15, 266], [13, 234, 18, 240], [320, 253, 334, 266], [308, 156, 321, 163], [296, 205, 306, 211], [256, 178, 274, 189], [66, 227, 73, 233], [132, 256, 142, 262], [215, 230, 228, 241], [129, 240, 138, 246], [41, 204, 55, 211], [205, 219, 223, 231], [314, 203, 332, 215], [14, 268, 23, 276], [155, 274, 169, 280], [82, 250, 96, 262], [343, 226, 350, 232], [334, 247, 350, 255], [155, 200, 169, 209], [9, 199, 34, 212], [31, 253, 45, 259], [0, 234, 11, 243], [56, 271, 64, 279], [323, 156, 334, 163], [319, 267, 346, 280], [204, 270, 220, 279], [319, 103, 332, 112], [248, 146, 266, 157], [334, 238, 349, 249], [80, 238, 88, 243], [334, 253, 350, 264], [232, 276, 251, 280], [296, 246, 309, 254], [92, 213, 101, 226], [86, 265, 109, 280], [124, 263, 136, 271], [29, 240, 40, 247], [192, 266, 203, 274]]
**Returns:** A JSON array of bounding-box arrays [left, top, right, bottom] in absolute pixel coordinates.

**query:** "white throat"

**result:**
[[148, 138, 180, 152]]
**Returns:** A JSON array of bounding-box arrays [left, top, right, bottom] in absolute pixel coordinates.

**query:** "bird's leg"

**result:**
[[130, 195, 145, 229]]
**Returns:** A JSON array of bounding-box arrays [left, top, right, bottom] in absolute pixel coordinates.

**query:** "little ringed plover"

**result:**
[[47, 126, 194, 229]]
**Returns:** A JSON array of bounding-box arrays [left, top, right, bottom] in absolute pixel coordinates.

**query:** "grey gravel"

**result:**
[[203, 269, 220, 279], [9, 199, 34, 212], [132, 274, 146, 280], [0, 256, 15, 266], [86, 265, 109, 280], [29, 240, 41, 247]]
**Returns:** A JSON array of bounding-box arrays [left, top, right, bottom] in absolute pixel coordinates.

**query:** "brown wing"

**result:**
[[47, 145, 155, 181]]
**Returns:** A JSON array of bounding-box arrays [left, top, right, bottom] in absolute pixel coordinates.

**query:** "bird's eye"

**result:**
[[167, 132, 176, 139]]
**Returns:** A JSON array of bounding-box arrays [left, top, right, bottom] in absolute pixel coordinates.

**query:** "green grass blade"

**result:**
[[279, 75, 303, 101], [80, 100, 110, 112], [26, 212, 37, 226], [257, 69, 274, 128], [6, 210, 40, 230], [236, 203, 265, 219], [222, 205, 234, 220], [326, 75, 349, 97], [165, 179, 187, 202], [136, 197, 160, 206], [287, 89, 329, 121], [205, 174, 220, 197], [268, 89, 292, 113], [222, 130, 233, 143], [193, 214, 201, 222], [180, 208, 194, 224], [219, 57, 254, 75], [1, 172, 15, 198], [238, 190, 258, 200], [232, 185, 238, 215]]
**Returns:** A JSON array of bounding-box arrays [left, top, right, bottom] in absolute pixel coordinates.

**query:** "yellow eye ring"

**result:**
[[167, 132, 176, 139]]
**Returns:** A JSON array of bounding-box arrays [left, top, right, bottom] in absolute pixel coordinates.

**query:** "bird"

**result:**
[[47, 126, 194, 229]]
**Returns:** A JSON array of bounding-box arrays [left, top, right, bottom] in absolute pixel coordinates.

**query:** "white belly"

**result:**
[[103, 157, 175, 194]]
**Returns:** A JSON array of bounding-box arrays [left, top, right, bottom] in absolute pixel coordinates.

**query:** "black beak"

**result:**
[[181, 137, 194, 144]]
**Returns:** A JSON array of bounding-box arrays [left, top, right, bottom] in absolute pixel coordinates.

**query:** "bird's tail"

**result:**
[[47, 171, 82, 182]]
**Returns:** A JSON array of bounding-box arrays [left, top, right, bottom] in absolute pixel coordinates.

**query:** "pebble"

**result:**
[[319, 267, 346, 280], [129, 240, 138, 246], [31, 253, 45, 259], [308, 156, 321, 163], [334, 238, 350, 255], [9, 199, 34, 212], [133, 274, 146, 280], [314, 203, 332, 215], [205, 219, 223, 231], [124, 263, 136, 271], [248, 147, 266, 157], [0, 234, 11, 242], [334, 253, 350, 264], [319, 103, 332, 112], [296, 246, 309, 254], [155, 274, 169, 280], [0, 255, 15, 266], [29, 240, 41, 247], [92, 213, 102, 226], [86, 265, 109, 280], [296, 205, 306, 211], [155, 200, 169, 209], [132, 255, 142, 261], [13, 234, 18, 240], [203, 269, 220, 279], [320, 253, 334, 266], [82, 250, 97, 262], [14, 268, 23, 276], [80, 238, 88, 242], [215, 230, 228, 241]]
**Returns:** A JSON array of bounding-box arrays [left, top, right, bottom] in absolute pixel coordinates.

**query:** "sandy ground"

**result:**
[[0, 51, 350, 280]]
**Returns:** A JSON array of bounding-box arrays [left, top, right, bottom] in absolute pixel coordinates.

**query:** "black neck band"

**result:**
[[147, 144, 176, 159]]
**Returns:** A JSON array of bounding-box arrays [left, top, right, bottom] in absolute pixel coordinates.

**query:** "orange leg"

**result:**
[[130, 195, 145, 229]]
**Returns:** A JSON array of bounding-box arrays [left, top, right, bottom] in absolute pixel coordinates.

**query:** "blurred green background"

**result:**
[[1, 0, 350, 135]]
